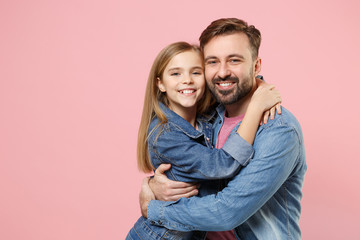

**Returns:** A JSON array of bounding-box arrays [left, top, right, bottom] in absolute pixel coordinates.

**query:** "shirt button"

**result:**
[[150, 221, 155, 225], [219, 120, 222, 124], [158, 220, 162, 225]]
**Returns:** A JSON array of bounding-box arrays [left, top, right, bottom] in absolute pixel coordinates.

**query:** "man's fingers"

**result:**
[[159, 185, 198, 201], [166, 189, 199, 201], [170, 181, 198, 189], [155, 163, 171, 174], [167, 184, 198, 195], [182, 189, 199, 198]]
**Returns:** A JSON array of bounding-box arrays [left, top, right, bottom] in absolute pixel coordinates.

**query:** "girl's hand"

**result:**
[[260, 103, 282, 125], [250, 79, 282, 124], [251, 84, 282, 111]]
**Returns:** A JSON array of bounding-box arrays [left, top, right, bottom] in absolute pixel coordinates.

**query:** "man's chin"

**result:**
[[215, 94, 238, 105], [220, 100, 239, 105]]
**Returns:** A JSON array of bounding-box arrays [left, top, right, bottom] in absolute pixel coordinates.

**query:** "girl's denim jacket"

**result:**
[[127, 102, 254, 240]]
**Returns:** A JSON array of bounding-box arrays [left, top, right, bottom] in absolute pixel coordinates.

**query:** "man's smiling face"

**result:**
[[203, 33, 257, 105]]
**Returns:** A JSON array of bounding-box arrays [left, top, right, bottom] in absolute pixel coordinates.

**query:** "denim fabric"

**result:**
[[148, 106, 307, 240], [148, 103, 254, 184], [126, 217, 194, 240], [126, 103, 254, 239]]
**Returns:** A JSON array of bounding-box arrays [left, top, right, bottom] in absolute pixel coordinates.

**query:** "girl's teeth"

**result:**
[[181, 90, 195, 94]]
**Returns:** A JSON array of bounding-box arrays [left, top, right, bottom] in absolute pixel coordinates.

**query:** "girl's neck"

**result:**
[[169, 105, 197, 128]]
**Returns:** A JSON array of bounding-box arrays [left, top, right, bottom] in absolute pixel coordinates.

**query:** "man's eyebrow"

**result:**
[[204, 56, 217, 62], [204, 54, 246, 62], [228, 54, 245, 60]]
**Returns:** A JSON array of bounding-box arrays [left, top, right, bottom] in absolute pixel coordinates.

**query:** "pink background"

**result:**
[[1, 0, 359, 239]]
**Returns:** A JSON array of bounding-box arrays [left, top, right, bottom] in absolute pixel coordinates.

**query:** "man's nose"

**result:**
[[218, 63, 230, 79]]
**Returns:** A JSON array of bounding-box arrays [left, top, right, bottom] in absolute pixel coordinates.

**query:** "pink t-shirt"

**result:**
[[206, 113, 244, 240]]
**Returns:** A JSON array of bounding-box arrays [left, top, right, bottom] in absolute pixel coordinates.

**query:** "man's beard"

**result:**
[[208, 74, 253, 105]]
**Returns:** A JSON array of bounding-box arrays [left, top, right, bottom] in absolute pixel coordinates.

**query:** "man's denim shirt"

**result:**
[[126, 103, 254, 240], [148, 104, 307, 240]]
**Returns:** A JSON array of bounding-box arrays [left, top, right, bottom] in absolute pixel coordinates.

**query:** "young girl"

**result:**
[[126, 42, 281, 240]]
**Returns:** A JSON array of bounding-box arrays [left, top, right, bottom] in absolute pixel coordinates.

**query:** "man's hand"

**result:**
[[139, 177, 155, 218], [149, 164, 199, 201]]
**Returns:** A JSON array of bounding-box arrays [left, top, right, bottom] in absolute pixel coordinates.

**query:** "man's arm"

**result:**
[[149, 164, 199, 201], [139, 177, 155, 218], [144, 121, 302, 231], [140, 164, 199, 218]]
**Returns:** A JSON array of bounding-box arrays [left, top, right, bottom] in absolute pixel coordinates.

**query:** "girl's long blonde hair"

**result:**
[[137, 42, 214, 173]]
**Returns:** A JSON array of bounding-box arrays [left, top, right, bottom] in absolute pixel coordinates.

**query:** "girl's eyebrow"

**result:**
[[168, 66, 203, 71], [191, 66, 203, 70], [167, 67, 182, 71]]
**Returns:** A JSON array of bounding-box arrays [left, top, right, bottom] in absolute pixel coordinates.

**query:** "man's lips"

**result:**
[[216, 81, 235, 90]]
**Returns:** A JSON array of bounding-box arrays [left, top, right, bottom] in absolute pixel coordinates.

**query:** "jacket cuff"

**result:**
[[147, 200, 168, 227], [222, 131, 254, 166]]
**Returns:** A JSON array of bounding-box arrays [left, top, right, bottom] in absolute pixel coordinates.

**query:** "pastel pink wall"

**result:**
[[1, 0, 359, 239]]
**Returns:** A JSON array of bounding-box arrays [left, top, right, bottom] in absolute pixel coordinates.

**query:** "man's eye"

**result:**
[[230, 59, 241, 63], [206, 60, 217, 65]]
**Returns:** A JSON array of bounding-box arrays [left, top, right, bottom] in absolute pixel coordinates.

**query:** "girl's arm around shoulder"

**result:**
[[149, 126, 253, 182]]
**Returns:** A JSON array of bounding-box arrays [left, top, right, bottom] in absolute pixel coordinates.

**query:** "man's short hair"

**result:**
[[199, 18, 261, 60]]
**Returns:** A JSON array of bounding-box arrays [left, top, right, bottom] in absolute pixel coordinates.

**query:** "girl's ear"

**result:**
[[157, 77, 166, 92]]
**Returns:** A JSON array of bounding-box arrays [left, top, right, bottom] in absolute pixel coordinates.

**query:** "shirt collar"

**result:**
[[158, 102, 204, 138]]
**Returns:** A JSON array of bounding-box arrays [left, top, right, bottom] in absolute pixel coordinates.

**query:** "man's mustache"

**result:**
[[212, 76, 239, 84]]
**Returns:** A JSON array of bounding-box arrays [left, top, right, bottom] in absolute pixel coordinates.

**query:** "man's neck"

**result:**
[[224, 85, 257, 118]]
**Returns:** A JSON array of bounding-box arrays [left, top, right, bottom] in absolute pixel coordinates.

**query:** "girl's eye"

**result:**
[[170, 72, 180, 76], [193, 72, 202, 75]]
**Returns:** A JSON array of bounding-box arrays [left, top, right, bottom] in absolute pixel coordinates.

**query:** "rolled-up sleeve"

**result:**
[[222, 130, 254, 166]]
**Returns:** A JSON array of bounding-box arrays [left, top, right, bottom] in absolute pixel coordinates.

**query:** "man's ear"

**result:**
[[157, 77, 166, 92], [254, 57, 262, 76]]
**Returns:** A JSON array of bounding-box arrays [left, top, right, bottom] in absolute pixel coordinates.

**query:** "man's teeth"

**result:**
[[180, 90, 195, 94], [219, 83, 233, 87]]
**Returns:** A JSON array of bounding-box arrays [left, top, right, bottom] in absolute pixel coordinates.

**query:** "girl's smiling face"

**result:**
[[157, 50, 205, 117]]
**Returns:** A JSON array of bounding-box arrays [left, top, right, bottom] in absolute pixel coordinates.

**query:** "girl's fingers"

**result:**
[[263, 110, 270, 124], [276, 103, 282, 114], [270, 107, 276, 120]]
